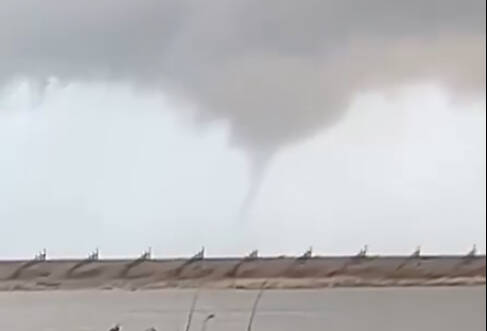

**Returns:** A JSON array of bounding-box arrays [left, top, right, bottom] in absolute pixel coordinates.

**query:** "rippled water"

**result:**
[[0, 287, 484, 331]]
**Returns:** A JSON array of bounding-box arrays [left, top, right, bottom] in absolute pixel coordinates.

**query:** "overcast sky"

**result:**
[[0, 1, 485, 258]]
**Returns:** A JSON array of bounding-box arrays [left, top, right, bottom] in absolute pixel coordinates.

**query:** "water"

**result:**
[[0, 287, 484, 331]]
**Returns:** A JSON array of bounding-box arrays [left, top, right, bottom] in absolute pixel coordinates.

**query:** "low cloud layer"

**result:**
[[1, 0, 485, 154]]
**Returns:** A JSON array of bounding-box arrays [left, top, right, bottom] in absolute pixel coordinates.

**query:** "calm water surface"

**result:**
[[0, 287, 485, 331]]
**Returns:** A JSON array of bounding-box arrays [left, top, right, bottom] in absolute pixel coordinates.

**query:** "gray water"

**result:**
[[0, 287, 485, 331]]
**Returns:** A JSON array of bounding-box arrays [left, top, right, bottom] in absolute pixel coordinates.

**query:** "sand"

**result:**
[[2, 288, 485, 331], [0, 255, 484, 291]]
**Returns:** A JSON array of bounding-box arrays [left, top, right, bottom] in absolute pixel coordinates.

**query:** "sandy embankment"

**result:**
[[0, 256, 484, 291]]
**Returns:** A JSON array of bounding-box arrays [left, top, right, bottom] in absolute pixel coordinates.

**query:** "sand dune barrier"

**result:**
[[0, 255, 484, 291]]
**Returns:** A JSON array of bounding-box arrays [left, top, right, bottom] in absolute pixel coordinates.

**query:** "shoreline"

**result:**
[[1, 255, 484, 291], [1, 277, 485, 292]]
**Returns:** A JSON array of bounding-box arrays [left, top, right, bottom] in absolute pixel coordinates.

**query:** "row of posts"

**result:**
[[26, 245, 479, 262]]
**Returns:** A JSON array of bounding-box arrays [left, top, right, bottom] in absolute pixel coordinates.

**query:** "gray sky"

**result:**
[[0, 1, 485, 258]]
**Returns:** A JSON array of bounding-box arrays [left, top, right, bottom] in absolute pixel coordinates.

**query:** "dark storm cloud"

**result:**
[[1, 0, 485, 152]]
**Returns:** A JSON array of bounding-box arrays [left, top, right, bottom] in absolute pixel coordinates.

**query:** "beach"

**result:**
[[0, 255, 484, 291], [0, 287, 485, 331]]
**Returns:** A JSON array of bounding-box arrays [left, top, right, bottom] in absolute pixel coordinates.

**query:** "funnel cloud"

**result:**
[[1, 0, 485, 214]]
